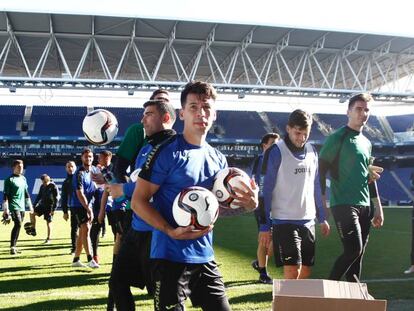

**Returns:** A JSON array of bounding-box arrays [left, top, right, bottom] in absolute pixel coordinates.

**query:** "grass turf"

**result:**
[[0, 208, 413, 310]]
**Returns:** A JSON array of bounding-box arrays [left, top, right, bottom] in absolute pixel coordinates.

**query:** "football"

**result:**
[[212, 167, 251, 209], [172, 186, 219, 229], [82, 109, 118, 146]]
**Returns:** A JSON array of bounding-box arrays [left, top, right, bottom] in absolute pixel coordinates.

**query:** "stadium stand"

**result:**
[[387, 114, 414, 133], [31, 106, 87, 136], [0, 105, 26, 135]]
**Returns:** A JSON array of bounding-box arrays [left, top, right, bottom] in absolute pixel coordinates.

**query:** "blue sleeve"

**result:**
[[260, 145, 281, 232], [314, 167, 326, 223], [123, 182, 136, 199]]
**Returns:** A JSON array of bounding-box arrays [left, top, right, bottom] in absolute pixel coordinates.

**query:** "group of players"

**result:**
[[2, 82, 385, 310]]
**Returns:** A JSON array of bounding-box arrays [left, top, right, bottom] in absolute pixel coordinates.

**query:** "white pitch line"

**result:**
[[362, 277, 414, 283]]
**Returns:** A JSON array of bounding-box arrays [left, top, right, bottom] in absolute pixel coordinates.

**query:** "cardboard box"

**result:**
[[272, 279, 387, 311]]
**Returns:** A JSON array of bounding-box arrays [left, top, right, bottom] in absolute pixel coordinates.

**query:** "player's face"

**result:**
[[81, 152, 93, 167], [153, 93, 169, 103], [13, 163, 24, 175], [66, 162, 76, 175], [98, 155, 111, 167], [286, 125, 310, 148], [180, 94, 216, 135], [347, 100, 370, 129], [142, 105, 165, 137]]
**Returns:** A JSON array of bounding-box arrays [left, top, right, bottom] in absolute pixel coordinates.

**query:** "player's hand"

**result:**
[[92, 172, 106, 185], [320, 221, 331, 237], [106, 184, 124, 199], [167, 225, 212, 240], [258, 231, 271, 248], [231, 178, 258, 211], [372, 208, 384, 228], [63, 212, 69, 221], [98, 210, 105, 224], [87, 209, 94, 223], [368, 165, 383, 181]]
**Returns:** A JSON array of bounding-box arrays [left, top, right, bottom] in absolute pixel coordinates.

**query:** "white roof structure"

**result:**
[[0, 11, 413, 102]]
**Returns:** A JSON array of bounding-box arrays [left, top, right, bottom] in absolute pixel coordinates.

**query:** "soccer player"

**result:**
[[26, 174, 59, 243], [107, 99, 176, 310], [319, 93, 384, 282], [260, 110, 330, 279], [90, 150, 113, 264], [114, 89, 170, 183], [250, 132, 280, 284], [71, 148, 100, 268], [404, 170, 414, 274], [131, 81, 258, 311], [61, 161, 78, 254], [2, 159, 33, 255]]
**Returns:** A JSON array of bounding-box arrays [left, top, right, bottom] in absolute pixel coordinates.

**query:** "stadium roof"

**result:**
[[0, 11, 414, 102]]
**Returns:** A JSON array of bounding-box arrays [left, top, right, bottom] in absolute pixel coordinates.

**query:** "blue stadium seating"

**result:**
[[387, 114, 414, 133], [31, 106, 87, 136], [0, 105, 25, 135], [216, 110, 267, 140]]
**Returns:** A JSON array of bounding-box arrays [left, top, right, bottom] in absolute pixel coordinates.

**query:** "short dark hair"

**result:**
[[260, 132, 280, 146], [12, 159, 23, 168], [348, 93, 373, 109], [143, 100, 176, 124], [287, 109, 313, 130], [81, 148, 93, 155], [99, 150, 112, 158], [150, 89, 169, 101], [180, 81, 217, 107]]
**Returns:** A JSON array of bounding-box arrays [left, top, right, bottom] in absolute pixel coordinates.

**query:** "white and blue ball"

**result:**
[[172, 186, 219, 229], [82, 109, 118, 146]]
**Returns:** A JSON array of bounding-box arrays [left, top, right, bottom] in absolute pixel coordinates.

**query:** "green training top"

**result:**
[[319, 126, 372, 208], [3, 174, 28, 212], [116, 123, 146, 162]]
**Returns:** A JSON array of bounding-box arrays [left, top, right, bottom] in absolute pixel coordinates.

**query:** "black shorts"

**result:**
[[253, 198, 266, 231], [34, 205, 53, 222], [153, 259, 230, 311], [112, 209, 126, 235], [11, 210, 25, 224], [71, 207, 89, 226], [110, 229, 153, 291], [272, 223, 315, 267], [106, 209, 115, 226]]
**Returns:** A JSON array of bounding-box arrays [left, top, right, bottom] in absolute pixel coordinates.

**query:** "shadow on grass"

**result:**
[[228, 291, 272, 305], [4, 297, 108, 310], [225, 279, 261, 288], [0, 272, 109, 294]]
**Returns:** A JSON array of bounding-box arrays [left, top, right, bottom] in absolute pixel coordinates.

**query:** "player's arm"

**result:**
[[314, 167, 330, 236], [51, 184, 59, 214], [3, 180, 10, 216], [2, 194, 9, 217], [259, 146, 280, 248], [131, 177, 211, 240], [75, 172, 92, 221], [24, 187, 33, 212], [33, 185, 42, 208], [61, 180, 69, 218], [98, 190, 108, 224], [370, 180, 384, 228]]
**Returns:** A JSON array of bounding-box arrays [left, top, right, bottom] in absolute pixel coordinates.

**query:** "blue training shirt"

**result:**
[[70, 165, 99, 209], [261, 140, 325, 232], [123, 129, 176, 232], [138, 134, 227, 264]]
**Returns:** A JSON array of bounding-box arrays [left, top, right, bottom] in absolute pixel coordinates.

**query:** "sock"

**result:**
[[259, 267, 268, 276], [87, 254, 93, 262], [73, 257, 80, 263]]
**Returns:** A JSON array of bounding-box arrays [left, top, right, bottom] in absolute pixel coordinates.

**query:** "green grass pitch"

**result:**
[[0, 208, 413, 310]]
